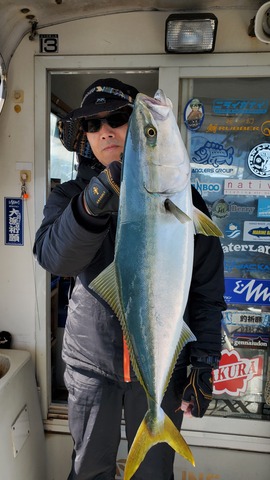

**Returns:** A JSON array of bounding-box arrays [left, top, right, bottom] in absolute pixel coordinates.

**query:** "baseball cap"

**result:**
[[58, 78, 139, 158]]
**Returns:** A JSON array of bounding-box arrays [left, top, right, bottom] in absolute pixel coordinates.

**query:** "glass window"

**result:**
[[50, 113, 77, 185], [49, 113, 77, 406], [180, 77, 270, 421]]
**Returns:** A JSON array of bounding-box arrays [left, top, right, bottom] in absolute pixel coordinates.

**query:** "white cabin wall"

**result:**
[[0, 35, 36, 355], [0, 8, 270, 480]]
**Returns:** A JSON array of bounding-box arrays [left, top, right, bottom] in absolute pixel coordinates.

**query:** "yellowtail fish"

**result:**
[[90, 90, 223, 479]]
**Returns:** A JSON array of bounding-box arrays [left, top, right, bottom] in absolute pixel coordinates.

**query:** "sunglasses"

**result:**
[[82, 110, 131, 133]]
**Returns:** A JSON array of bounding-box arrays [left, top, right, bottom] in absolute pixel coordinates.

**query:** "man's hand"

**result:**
[[83, 161, 121, 216], [180, 367, 213, 418]]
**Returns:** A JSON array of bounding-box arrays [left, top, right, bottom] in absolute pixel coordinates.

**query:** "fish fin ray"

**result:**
[[163, 322, 196, 396], [124, 408, 195, 480], [193, 207, 223, 237], [89, 264, 148, 392], [177, 321, 197, 353], [89, 262, 124, 320], [165, 198, 192, 223]]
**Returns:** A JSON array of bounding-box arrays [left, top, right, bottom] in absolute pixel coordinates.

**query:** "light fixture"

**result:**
[[165, 13, 218, 54]]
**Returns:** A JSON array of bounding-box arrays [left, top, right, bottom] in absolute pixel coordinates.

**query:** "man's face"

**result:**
[[85, 111, 129, 167]]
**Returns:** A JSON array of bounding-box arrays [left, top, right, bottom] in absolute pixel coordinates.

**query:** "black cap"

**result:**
[[58, 78, 139, 158]]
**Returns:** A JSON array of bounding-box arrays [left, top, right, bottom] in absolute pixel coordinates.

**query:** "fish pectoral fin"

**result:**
[[178, 322, 197, 351], [193, 206, 223, 237], [89, 262, 124, 322], [124, 408, 195, 480], [165, 198, 192, 223]]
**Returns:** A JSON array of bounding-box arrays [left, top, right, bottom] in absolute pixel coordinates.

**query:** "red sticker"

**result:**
[[213, 349, 263, 396]]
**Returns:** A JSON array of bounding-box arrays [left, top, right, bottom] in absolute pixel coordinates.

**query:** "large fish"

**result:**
[[90, 90, 222, 479]]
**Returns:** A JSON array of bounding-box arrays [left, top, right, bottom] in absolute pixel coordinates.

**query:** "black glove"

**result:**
[[83, 161, 121, 216], [181, 367, 213, 418]]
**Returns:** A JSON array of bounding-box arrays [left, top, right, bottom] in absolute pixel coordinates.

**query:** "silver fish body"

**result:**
[[90, 90, 222, 479], [115, 91, 195, 407]]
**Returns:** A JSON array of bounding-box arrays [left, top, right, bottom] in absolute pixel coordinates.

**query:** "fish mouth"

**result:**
[[143, 183, 177, 195], [138, 91, 172, 122]]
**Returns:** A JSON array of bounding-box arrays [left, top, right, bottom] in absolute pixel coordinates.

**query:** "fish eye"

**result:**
[[145, 125, 157, 138]]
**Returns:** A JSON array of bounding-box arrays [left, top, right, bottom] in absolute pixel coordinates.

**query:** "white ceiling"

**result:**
[[0, 1, 265, 69]]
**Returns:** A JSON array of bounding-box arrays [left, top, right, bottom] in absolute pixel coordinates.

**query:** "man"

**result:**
[[34, 78, 226, 480]]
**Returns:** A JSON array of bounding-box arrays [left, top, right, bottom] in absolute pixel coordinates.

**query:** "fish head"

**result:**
[[127, 89, 191, 195]]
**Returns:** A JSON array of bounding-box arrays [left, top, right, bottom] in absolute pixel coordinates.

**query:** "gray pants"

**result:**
[[64, 366, 186, 480]]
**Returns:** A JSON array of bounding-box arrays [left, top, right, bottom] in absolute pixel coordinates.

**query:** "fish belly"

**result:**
[[116, 195, 194, 405]]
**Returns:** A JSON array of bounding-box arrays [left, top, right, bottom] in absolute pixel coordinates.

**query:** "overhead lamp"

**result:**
[[165, 13, 218, 54]]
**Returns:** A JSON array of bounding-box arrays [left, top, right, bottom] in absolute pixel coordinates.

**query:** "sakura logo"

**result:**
[[213, 349, 263, 396]]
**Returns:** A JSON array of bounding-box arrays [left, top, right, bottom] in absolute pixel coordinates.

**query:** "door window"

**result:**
[[180, 77, 270, 421]]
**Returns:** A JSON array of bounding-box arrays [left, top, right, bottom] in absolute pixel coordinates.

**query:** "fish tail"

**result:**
[[124, 408, 195, 480]]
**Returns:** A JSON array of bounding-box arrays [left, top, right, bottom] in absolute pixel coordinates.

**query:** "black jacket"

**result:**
[[34, 159, 226, 381]]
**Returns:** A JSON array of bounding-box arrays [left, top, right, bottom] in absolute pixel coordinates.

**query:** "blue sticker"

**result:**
[[213, 98, 268, 115], [258, 197, 270, 218], [192, 140, 234, 167], [184, 98, 204, 131], [225, 277, 270, 306], [191, 177, 221, 197], [225, 222, 241, 239], [224, 260, 270, 276], [5, 197, 24, 246]]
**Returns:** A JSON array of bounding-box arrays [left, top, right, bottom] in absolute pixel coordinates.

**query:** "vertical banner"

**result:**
[[4, 197, 24, 246]]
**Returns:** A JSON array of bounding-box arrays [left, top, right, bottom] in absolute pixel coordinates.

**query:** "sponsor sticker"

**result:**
[[258, 197, 270, 218], [184, 98, 204, 131], [213, 349, 263, 396], [224, 222, 241, 239], [211, 199, 230, 218], [224, 277, 270, 306], [229, 203, 255, 215], [212, 98, 268, 115], [191, 164, 236, 177], [224, 178, 270, 196], [222, 242, 270, 254], [224, 259, 270, 276], [230, 333, 268, 349], [191, 177, 221, 197], [243, 221, 270, 242], [261, 120, 270, 136], [192, 140, 234, 168], [247, 143, 270, 178], [206, 123, 260, 134], [223, 310, 270, 326]]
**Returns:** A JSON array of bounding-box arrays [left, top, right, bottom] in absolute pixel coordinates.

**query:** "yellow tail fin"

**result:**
[[124, 408, 195, 480]]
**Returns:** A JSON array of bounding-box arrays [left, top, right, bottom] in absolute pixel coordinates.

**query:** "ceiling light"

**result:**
[[165, 13, 218, 54]]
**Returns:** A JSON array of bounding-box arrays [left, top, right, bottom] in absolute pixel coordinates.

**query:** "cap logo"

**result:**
[[81, 85, 134, 106], [95, 98, 106, 104]]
